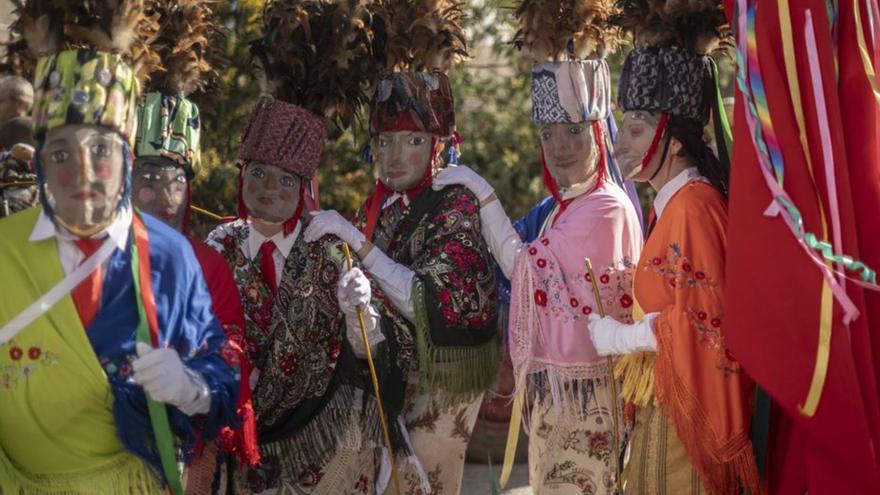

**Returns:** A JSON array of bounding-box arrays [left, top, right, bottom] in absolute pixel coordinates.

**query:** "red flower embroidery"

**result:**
[[682, 262, 692, 272], [652, 257, 662, 266], [695, 271, 706, 280], [711, 318, 722, 328], [529, 247, 538, 255], [28, 347, 41, 360], [582, 306, 593, 315], [534, 290, 548, 307], [600, 274, 610, 284], [620, 294, 633, 308], [9, 347, 22, 361], [282, 355, 298, 374], [541, 238, 550, 246], [584, 273, 592, 282], [570, 298, 579, 307], [698, 311, 708, 320], [537, 259, 547, 268]]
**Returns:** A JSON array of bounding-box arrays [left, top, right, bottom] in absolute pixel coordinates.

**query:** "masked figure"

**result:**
[[587, 1, 760, 494], [0, 141, 39, 217], [304, 2, 500, 493], [205, 1, 414, 493], [432, 1, 641, 492], [0, 2, 240, 494], [131, 2, 259, 491]]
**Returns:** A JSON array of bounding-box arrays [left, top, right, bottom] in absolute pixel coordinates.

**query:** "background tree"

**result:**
[[188, 0, 733, 237]]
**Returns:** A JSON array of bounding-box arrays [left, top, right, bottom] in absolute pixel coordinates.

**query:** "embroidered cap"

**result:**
[[369, 71, 455, 138], [238, 96, 329, 179], [530, 59, 612, 124], [135, 93, 202, 176], [617, 46, 713, 125], [32, 50, 140, 146]]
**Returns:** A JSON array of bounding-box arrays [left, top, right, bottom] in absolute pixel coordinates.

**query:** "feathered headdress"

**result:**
[[135, 0, 222, 176], [615, 0, 731, 124], [369, 0, 467, 137], [514, 0, 620, 125], [239, 0, 377, 178], [10, 0, 160, 145], [514, 0, 621, 62]]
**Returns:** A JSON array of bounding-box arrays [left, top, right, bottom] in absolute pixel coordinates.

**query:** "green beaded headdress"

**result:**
[[135, 0, 221, 177]]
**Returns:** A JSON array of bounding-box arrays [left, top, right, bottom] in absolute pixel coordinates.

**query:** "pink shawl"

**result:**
[[508, 182, 642, 412]]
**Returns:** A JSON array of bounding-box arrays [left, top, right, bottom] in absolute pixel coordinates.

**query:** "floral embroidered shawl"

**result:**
[[354, 184, 500, 401], [618, 181, 759, 495], [206, 219, 412, 481], [508, 182, 642, 413]]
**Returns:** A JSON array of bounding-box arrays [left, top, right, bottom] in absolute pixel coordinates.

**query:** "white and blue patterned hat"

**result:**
[[530, 59, 612, 124]]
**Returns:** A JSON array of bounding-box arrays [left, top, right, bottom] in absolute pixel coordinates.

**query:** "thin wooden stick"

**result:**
[[585, 257, 623, 495], [341, 243, 402, 495]]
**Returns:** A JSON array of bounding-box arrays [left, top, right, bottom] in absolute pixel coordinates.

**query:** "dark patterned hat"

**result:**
[[369, 0, 466, 138], [370, 71, 455, 137], [614, 0, 730, 125], [617, 46, 713, 124]]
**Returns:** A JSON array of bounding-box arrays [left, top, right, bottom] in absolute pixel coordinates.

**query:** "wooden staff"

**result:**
[[585, 257, 623, 494], [341, 243, 402, 495]]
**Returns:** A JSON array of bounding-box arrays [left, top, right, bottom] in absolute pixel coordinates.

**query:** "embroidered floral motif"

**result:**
[[1, 341, 59, 390], [646, 243, 718, 291], [544, 460, 599, 494], [685, 308, 739, 376], [532, 257, 636, 324]]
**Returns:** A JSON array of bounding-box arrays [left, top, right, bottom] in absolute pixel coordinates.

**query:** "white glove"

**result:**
[[133, 342, 211, 416], [337, 267, 385, 358], [303, 210, 366, 251], [432, 165, 496, 203], [479, 200, 522, 279], [361, 248, 416, 322], [587, 313, 659, 356]]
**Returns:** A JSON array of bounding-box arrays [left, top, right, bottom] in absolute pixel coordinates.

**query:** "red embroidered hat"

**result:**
[[239, 97, 329, 179], [369, 71, 455, 137], [239, 0, 376, 177]]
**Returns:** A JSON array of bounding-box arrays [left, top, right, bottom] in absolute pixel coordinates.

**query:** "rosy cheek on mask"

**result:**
[[55, 167, 76, 188], [137, 187, 156, 204]]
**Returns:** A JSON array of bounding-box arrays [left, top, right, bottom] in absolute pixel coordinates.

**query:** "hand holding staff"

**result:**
[[341, 242, 402, 495], [585, 257, 623, 495]]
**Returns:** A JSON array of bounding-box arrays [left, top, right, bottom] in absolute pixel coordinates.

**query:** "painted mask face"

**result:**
[[242, 161, 301, 223], [616, 110, 664, 181], [132, 156, 189, 230], [540, 122, 597, 188], [541, 122, 597, 187], [40, 124, 126, 237], [374, 131, 434, 192]]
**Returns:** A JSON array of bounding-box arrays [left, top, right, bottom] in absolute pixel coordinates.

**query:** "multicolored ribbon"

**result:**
[[130, 211, 184, 495], [735, 0, 879, 417]]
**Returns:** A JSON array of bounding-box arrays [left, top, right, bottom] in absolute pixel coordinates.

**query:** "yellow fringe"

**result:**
[[614, 352, 656, 407], [0, 448, 162, 495]]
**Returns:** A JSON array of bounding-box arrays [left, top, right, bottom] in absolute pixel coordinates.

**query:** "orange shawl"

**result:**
[[618, 181, 759, 494]]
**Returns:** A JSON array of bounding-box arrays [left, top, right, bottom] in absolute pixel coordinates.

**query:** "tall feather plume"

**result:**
[[144, 0, 222, 96], [372, 0, 468, 72], [513, 0, 621, 61], [613, 0, 731, 54], [252, 0, 378, 128], [8, 0, 161, 82]]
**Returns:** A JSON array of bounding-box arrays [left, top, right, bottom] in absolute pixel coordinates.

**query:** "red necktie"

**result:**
[[259, 240, 278, 295], [71, 238, 104, 329], [646, 207, 658, 239]]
